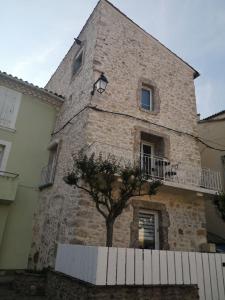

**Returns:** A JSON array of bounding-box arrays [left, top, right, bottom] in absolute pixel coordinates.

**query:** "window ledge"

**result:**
[[139, 107, 160, 115], [39, 182, 53, 190], [0, 125, 16, 133]]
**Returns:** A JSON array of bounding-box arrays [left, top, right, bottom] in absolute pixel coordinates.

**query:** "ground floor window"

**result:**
[[130, 200, 169, 250], [138, 210, 159, 250]]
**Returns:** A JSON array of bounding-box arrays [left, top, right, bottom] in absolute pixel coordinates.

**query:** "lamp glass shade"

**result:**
[[96, 73, 108, 94]]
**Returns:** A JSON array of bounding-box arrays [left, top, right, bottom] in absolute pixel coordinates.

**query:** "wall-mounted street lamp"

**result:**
[[91, 72, 108, 95]]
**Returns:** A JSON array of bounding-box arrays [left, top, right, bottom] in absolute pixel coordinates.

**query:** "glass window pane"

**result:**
[[141, 89, 150, 109], [0, 144, 5, 168], [142, 144, 152, 155], [138, 212, 156, 249], [141, 88, 152, 110], [73, 52, 83, 75]]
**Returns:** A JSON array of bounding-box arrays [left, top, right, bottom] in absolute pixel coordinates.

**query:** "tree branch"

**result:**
[[75, 182, 92, 195]]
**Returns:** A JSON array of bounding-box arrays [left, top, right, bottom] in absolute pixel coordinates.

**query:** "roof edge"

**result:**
[[0, 70, 64, 103], [200, 110, 225, 121], [45, 0, 102, 88], [103, 0, 200, 79]]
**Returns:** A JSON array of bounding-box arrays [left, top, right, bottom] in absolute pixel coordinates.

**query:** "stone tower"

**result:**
[[32, 0, 209, 269]]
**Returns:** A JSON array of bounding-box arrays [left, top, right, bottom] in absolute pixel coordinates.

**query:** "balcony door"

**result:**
[[141, 142, 154, 175], [138, 210, 159, 250]]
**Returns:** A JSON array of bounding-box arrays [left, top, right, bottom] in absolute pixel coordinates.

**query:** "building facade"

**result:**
[[198, 111, 225, 251], [31, 0, 222, 268], [0, 71, 63, 269]]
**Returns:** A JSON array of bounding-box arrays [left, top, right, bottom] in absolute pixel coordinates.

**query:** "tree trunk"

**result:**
[[106, 219, 114, 247]]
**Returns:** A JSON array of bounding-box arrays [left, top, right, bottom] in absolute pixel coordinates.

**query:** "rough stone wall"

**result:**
[[30, 4, 103, 268], [82, 0, 205, 251], [32, 0, 207, 269], [90, 0, 200, 166], [67, 185, 206, 251], [47, 271, 200, 300]]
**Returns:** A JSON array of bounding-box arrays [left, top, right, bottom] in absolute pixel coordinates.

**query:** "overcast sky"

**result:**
[[0, 0, 224, 118]]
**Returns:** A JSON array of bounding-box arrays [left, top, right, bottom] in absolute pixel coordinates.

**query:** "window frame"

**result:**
[[141, 141, 155, 175], [72, 49, 84, 77], [0, 86, 21, 130], [141, 87, 153, 111], [39, 139, 60, 189], [0, 139, 11, 172], [141, 141, 155, 156], [138, 209, 159, 250], [47, 143, 58, 184], [137, 79, 160, 115]]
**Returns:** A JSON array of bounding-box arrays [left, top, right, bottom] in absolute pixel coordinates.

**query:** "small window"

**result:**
[[138, 210, 159, 249], [0, 86, 21, 129], [0, 140, 11, 172], [141, 88, 153, 111], [0, 144, 5, 168], [40, 141, 59, 188], [72, 51, 83, 75]]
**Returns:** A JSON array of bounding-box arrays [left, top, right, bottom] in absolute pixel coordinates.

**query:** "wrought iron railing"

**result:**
[[141, 154, 222, 191]]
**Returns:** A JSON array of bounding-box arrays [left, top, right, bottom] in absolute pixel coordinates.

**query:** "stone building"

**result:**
[[31, 0, 222, 268]]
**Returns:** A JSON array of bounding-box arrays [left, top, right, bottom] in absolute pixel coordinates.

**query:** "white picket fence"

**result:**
[[55, 244, 225, 300]]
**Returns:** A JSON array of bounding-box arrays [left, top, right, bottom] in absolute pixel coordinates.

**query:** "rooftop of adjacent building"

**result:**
[[0, 70, 65, 105], [202, 110, 225, 121], [198, 110, 225, 123], [100, 0, 200, 79]]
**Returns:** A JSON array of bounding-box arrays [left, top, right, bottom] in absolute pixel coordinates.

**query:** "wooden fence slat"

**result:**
[[83, 246, 89, 283], [107, 247, 117, 285], [96, 247, 108, 285], [76, 245, 87, 281], [55, 244, 225, 298], [215, 254, 225, 300], [135, 249, 143, 285], [209, 254, 219, 300], [189, 252, 197, 284], [196, 252, 205, 300], [221, 254, 225, 298], [67, 245, 75, 277], [160, 250, 168, 284], [175, 251, 183, 284], [55, 243, 63, 272], [182, 252, 190, 284], [202, 253, 212, 300], [143, 250, 152, 285], [117, 248, 126, 285], [167, 251, 175, 284], [126, 248, 135, 285], [86, 246, 95, 283], [152, 250, 160, 284]]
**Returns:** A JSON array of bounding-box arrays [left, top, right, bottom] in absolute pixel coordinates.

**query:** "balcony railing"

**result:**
[[141, 154, 222, 191]]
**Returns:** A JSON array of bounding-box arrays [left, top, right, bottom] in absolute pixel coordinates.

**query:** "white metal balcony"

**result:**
[[141, 154, 222, 192]]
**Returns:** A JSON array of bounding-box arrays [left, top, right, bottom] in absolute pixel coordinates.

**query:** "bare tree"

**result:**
[[64, 152, 162, 247]]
